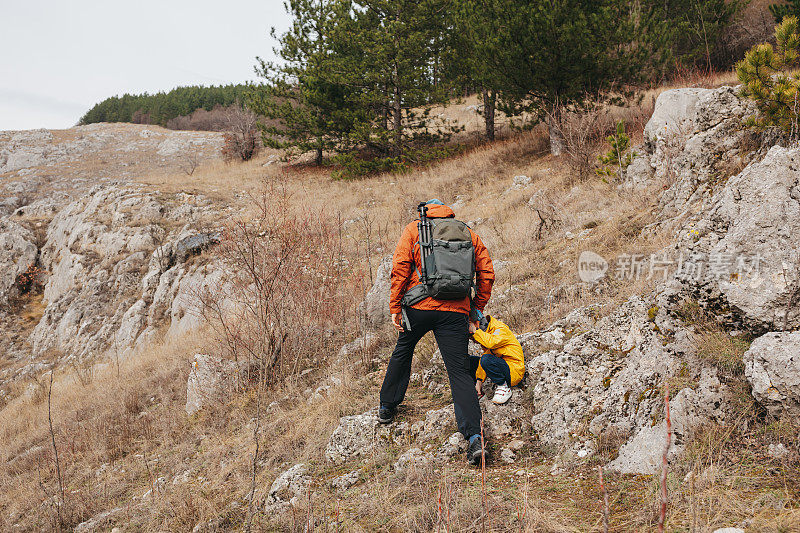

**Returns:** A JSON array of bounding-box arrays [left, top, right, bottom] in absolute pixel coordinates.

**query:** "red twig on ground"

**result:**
[[658, 384, 672, 533], [436, 484, 442, 533], [598, 466, 609, 533], [517, 472, 529, 531], [480, 418, 487, 533]]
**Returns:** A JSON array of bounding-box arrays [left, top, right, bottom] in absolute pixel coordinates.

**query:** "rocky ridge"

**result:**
[[0, 124, 226, 402]]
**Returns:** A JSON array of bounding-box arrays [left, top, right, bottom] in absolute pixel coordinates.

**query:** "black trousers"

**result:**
[[379, 307, 482, 439]]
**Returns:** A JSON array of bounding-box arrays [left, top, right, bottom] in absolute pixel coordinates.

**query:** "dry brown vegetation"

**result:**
[[2, 69, 799, 531], [4, 334, 798, 531]]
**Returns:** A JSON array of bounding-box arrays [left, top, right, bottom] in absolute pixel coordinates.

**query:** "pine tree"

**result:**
[[249, 0, 361, 165], [454, 0, 653, 154], [451, 2, 498, 140], [647, 0, 744, 72], [771, 0, 800, 22], [737, 16, 800, 139], [453, 0, 741, 149], [79, 85, 249, 126], [338, 0, 460, 156], [597, 120, 636, 181]]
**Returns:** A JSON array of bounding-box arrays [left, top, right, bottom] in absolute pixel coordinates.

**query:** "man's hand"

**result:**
[[475, 379, 483, 398], [468, 320, 478, 334], [391, 313, 404, 332]]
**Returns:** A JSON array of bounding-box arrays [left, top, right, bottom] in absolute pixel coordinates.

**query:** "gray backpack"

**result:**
[[402, 203, 475, 309]]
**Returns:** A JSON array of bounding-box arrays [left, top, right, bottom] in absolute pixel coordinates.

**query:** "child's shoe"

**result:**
[[491, 383, 512, 404]]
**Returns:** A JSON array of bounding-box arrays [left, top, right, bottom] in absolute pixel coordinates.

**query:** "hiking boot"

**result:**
[[467, 435, 486, 466], [491, 384, 512, 405], [378, 405, 396, 424]]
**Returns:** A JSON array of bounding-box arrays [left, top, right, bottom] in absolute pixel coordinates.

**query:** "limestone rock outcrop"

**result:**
[[627, 86, 767, 221], [22, 186, 224, 361], [359, 256, 392, 328], [671, 146, 800, 332], [267, 463, 311, 507], [744, 332, 800, 421], [0, 219, 37, 305], [185, 353, 241, 416]]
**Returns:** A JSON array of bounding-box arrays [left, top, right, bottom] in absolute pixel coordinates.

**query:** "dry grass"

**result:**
[[675, 298, 754, 378], [0, 325, 381, 531], [5, 70, 798, 531]]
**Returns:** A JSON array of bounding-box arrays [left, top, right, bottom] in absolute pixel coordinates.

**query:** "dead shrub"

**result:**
[[131, 109, 151, 125], [8, 264, 45, 309], [197, 182, 363, 528], [178, 150, 200, 176], [200, 182, 360, 389], [548, 106, 616, 181], [527, 195, 563, 240], [221, 105, 260, 162]]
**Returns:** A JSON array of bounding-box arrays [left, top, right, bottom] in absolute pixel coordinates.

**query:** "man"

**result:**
[[379, 199, 495, 465]]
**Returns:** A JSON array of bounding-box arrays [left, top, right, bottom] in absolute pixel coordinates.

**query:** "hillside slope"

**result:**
[[1, 83, 799, 532]]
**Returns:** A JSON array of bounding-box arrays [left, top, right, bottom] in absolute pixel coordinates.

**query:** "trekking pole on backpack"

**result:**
[[417, 202, 431, 284], [399, 202, 433, 333]]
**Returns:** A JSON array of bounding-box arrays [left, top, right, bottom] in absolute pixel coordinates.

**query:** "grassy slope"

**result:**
[[2, 70, 800, 531]]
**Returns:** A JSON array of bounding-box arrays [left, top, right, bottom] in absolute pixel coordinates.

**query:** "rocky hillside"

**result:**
[[324, 86, 800, 471], [0, 124, 226, 403], [275, 86, 800, 529], [1, 86, 799, 531]]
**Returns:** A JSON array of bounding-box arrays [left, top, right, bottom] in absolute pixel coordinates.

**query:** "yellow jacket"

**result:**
[[472, 316, 525, 386]]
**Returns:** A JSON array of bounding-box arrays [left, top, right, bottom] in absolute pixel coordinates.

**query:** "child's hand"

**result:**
[[475, 380, 483, 398], [468, 321, 478, 334]]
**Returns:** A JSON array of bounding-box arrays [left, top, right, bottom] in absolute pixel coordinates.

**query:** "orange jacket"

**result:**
[[389, 203, 495, 316]]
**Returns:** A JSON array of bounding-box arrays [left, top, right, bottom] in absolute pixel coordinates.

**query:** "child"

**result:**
[[468, 310, 524, 405]]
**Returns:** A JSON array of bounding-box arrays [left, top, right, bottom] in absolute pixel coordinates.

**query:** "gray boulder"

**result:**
[[325, 411, 379, 464], [413, 405, 456, 442], [325, 405, 457, 464], [627, 86, 764, 222], [643, 87, 708, 142], [267, 463, 311, 506], [525, 296, 728, 473], [185, 354, 240, 416], [392, 447, 433, 474], [324, 409, 411, 464], [360, 256, 392, 328], [336, 332, 379, 361], [481, 387, 529, 439], [675, 146, 800, 332], [330, 470, 360, 491], [0, 196, 21, 216], [608, 386, 706, 474], [174, 231, 221, 262], [437, 432, 469, 458], [744, 332, 800, 421]]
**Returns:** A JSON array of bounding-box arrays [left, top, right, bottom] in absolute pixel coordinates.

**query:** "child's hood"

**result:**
[[486, 315, 507, 333]]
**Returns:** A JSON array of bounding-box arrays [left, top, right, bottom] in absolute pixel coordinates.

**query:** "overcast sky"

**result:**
[[0, 0, 290, 131]]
